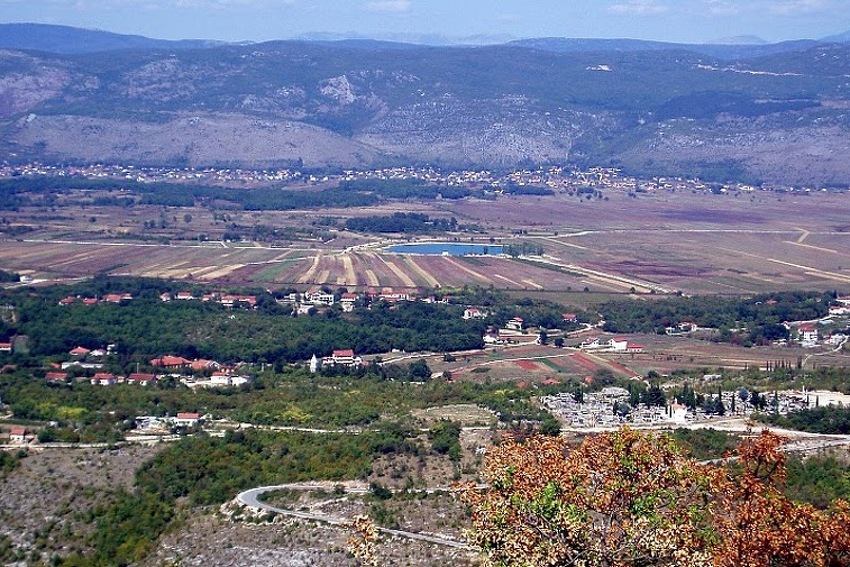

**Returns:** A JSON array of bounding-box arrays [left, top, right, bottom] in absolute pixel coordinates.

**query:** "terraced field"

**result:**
[[4, 186, 850, 295]]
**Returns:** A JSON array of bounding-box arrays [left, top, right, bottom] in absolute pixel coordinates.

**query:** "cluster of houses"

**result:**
[[135, 412, 203, 431], [483, 317, 539, 346], [45, 367, 164, 386], [279, 289, 360, 314], [57, 290, 263, 309], [481, 314, 581, 347], [665, 321, 700, 335], [44, 351, 250, 387], [58, 293, 133, 306], [279, 287, 446, 315], [8, 162, 849, 204], [161, 291, 258, 309], [3, 412, 206, 444], [788, 319, 847, 349], [150, 355, 252, 388]]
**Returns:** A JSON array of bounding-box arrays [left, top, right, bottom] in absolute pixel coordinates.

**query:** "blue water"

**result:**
[[386, 242, 504, 256]]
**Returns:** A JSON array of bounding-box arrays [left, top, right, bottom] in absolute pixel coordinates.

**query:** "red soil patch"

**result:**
[[569, 352, 603, 373], [514, 359, 542, 371]]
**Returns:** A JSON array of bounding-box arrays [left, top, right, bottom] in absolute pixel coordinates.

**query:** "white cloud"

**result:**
[[365, 0, 410, 13], [112, 0, 293, 6], [702, 0, 740, 16], [768, 0, 826, 14], [608, 0, 667, 15]]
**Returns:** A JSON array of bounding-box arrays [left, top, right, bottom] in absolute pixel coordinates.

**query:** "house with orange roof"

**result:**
[[126, 373, 158, 385], [102, 293, 133, 303], [190, 359, 219, 372], [91, 372, 116, 386], [150, 355, 192, 369], [322, 349, 362, 369], [9, 426, 28, 444], [173, 412, 202, 427], [69, 346, 91, 357]]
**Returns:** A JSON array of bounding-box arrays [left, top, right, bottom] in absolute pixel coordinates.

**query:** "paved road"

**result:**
[[236, 484, 473, 550]]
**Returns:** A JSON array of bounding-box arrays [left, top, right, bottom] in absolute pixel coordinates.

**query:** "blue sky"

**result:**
[[2, 0, 849, 44]]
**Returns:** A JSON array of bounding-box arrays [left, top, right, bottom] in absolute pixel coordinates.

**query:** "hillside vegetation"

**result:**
[[2, 33, 850, 183]]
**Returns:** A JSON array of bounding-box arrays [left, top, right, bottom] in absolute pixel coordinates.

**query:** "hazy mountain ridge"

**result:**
[[1, 25, 850, 183], [0, 23, 222, 54]]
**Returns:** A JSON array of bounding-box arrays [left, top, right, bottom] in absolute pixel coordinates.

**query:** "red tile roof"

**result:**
[[127, 373, 157, 382], [151, 355, 191, 367]]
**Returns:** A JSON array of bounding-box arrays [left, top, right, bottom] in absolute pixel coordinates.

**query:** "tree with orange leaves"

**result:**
[[463, 427, 850, 567]]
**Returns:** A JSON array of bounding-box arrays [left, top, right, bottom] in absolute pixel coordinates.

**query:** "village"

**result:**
[[5, 162, 846, 197], [2, 283, 850, 451]]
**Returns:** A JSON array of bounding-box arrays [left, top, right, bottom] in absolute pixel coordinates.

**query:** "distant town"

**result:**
[[4, 162, 849, 195]]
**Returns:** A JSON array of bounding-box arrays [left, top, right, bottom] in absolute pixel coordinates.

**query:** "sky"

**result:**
[[2, 0, 849, 45]]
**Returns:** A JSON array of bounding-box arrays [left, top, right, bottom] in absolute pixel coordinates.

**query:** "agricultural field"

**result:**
[[415, 331, 850, 386], [3, 183, 850, 295]]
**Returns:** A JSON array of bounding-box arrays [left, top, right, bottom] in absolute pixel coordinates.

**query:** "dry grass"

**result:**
[[4, 187, 850, 294]]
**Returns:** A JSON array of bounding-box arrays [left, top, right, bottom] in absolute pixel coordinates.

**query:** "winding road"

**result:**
[[236, 484, 474, 550]]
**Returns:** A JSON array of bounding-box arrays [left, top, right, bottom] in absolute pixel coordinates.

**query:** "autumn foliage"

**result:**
[[463, 428, 850, 567], [347, 514, 379, 567]]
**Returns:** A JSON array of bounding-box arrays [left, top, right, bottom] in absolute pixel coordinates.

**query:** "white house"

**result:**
[[305, 289, 335, 306], [797, 323, 818, 345], [829, 304, 850, 316], [463, 308, 487, 320], [91, 372, 116, 386], [340, 293, 359, 312], [608, 338, 629, 352], [505, 317, 524, 332], [173, 412, 201, 428], [322, 349, 362, 369], [483, 332, 502, 345], [9, 426, 27, 444]]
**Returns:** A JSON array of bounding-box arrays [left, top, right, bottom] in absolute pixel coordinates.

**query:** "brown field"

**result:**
[[3, 186, 850, 295], [420, 332, 850, 386], [514, 359, 544, 371]]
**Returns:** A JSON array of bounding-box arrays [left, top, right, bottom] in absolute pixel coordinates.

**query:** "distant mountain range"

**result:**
[[1, 23, 850, 184], [1, 22, 848, 55], [0, 23, 222, 54]]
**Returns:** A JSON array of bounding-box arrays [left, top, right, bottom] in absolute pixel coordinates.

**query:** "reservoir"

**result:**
[[386, 242, 504, 256]]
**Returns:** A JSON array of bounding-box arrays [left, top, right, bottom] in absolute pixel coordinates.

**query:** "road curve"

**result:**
[[236, 484, 473, 550]]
